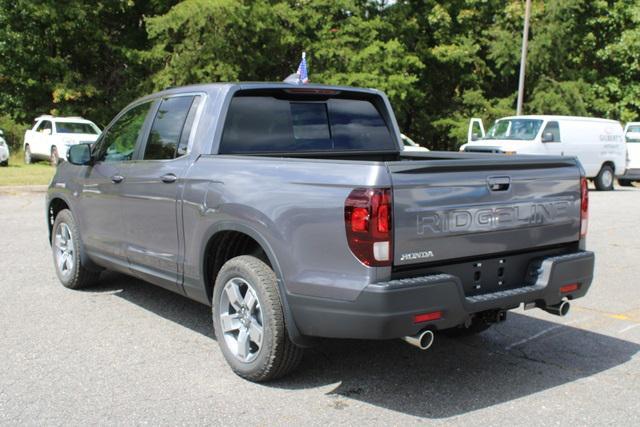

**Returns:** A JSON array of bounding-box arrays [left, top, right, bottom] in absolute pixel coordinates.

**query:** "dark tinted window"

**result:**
[[56, 122, 99, 134], [543, 121, 561, 142], [99, 102, 152, 162], [144, 96, 196, 160], [38, 120, 52, 133], [220, 96, 394, 153]]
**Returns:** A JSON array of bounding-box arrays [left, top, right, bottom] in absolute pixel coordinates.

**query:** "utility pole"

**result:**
[[516, 0, 532, 115]]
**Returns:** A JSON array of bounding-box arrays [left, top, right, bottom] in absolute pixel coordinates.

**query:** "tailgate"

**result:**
[[388, 157, 582, 266]]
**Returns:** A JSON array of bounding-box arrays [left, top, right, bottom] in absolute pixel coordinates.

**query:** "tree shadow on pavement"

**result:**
[[87, 271, 639, 419]]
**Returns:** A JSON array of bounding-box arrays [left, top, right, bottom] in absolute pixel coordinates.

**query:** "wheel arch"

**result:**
[[47, 194, 102, 272], [201, 222, 311, 347], [48, 196, 71, 242], [601, 160, 615, 173]]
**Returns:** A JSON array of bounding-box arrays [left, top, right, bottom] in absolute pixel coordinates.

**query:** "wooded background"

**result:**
[[0, 0, 638, 150]]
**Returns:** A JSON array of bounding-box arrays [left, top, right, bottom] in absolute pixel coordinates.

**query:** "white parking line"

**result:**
[[618, 324, 640, 334]]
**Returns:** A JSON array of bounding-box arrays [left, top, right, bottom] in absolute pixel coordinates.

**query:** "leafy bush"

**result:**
[[0, 115, 29, 151]]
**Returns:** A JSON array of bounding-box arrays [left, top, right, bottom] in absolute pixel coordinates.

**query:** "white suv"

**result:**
[[0, 130, 9, 166], [23, 116, 101, 165]]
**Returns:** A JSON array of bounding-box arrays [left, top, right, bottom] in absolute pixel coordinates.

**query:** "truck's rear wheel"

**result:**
[[52, 209, 101, 289], [212, 255, 303, 382], [618, 179, 634, 187], [594, 165, 614, 191]]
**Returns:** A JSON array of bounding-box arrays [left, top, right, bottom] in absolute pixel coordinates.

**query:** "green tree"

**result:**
[[0, 0, 176, 126]]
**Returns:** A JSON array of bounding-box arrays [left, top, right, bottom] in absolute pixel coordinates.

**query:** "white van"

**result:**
[[619, 122, 640, 186], [462, 115, 627, 191]]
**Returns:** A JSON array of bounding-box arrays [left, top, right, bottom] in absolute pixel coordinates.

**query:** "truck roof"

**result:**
[[139, 82, 384, 102], [498, 115, 620, 125]]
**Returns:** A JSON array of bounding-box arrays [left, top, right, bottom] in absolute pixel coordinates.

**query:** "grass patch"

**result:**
[[0, 149, 55, 186]]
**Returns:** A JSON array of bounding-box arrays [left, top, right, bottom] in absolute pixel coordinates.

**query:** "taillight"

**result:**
[[580, 177, 588, 238], [345, 188, 392, 266]]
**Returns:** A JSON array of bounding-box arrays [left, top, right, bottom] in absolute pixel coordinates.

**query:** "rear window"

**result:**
[[626, 125, 640, 143], [56, 122, 99, 134], [219, 95, 395, 153]]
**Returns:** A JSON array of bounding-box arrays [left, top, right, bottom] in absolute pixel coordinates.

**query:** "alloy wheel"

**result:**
[[218, 277, 264, 363], [54, 223, 75, 278]]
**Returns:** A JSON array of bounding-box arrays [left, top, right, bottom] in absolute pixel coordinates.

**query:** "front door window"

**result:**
[[96, 102, 153, 162]]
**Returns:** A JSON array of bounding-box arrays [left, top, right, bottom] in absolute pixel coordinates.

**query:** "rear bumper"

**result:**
[[289, 251, 594, 339], [620, 168, 640, 180]]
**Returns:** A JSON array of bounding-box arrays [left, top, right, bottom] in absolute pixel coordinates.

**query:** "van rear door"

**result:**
[[467, 118, 485, 144]]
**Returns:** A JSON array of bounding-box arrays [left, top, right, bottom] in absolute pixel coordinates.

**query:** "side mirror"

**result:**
[[471, 133, 480, 141], [67, 143, 92, 165], [0, 130, 4, 136], [541, 132, 554, 143], [43, 128, 52, 136]]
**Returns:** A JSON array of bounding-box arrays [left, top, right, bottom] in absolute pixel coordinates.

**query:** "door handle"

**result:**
[[487, 176, 511, 191], [111, 175, 124, 184], [161, 173, 177, 184]]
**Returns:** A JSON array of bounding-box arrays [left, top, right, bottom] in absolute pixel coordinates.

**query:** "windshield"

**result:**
[[484, 119, 543, 141], [56, 122, 99, 134], [626, 125, 640, 142], [402, 134, 418, 147]]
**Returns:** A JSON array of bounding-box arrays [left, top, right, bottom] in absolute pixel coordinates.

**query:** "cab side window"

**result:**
[[98, 102, 152, 162], [37, 120, 53, 134], [542, 121, 561, 142], [143, 95, 201, 160]]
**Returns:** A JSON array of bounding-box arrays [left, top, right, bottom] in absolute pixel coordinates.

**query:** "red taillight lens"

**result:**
[[351, 207, 369, 232], [560, 283, 579, 294], [580, 177, 589, 238], [413, 311, 442, 324], [345, 188, 392, 266]]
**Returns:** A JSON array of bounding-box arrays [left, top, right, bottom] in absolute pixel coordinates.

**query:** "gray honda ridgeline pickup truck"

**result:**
[[47, 83, 594, 381]]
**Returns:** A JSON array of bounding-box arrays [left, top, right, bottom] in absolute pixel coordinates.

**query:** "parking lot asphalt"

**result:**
[[1, 186, 639, 426]]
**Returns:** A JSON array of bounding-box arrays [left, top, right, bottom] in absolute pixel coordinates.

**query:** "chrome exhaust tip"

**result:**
[[543, 300, 571, 317], [401, 329, 435, 350]]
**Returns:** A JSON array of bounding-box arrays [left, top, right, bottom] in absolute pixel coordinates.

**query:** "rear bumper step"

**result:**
[[289, 251, 594, 340]]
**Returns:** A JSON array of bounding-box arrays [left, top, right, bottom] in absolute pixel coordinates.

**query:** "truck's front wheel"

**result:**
[[212, 255, 303, 382], [24, 145, 32, 164], [52, 209, 101, 289], [50, 146, 59, 166]]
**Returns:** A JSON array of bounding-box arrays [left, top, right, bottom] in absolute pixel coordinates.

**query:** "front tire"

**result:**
[[594, 165, 614, 191], [50, 146, 59, 166], [212, 255, 303, 382], [52, 209, 100, 289], [24, 145, 32, 164]]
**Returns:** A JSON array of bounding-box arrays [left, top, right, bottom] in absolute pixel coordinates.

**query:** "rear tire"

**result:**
[[0, 160, 7, 167], [618, 179, 634, 187], [50, 146, 59, 166], [212, 255, 303, 382], [594, 165, 614, 191], [24, 145, 32, 164], [52, 209, 101, 289]]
